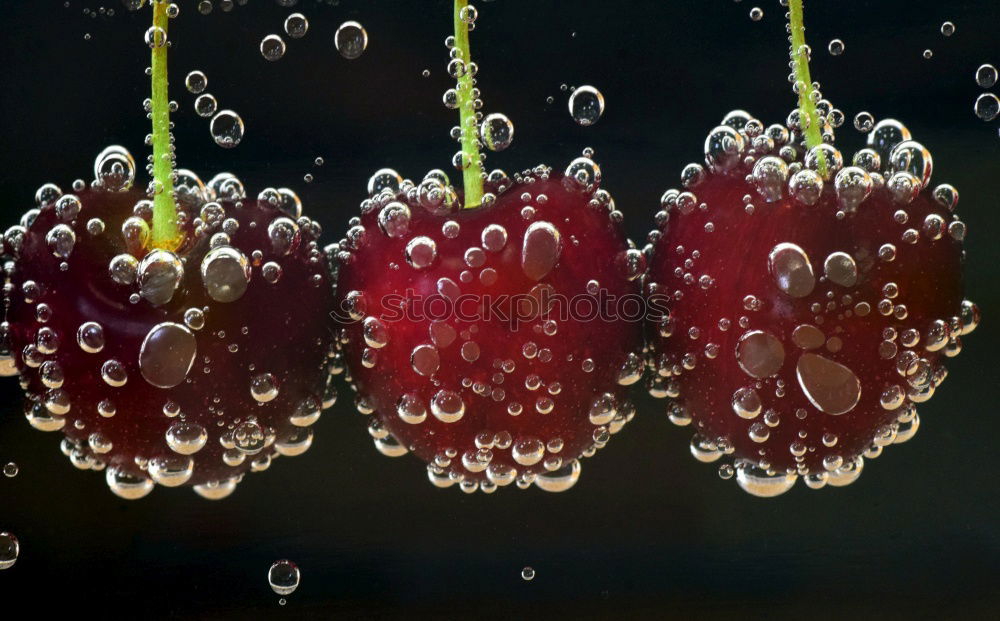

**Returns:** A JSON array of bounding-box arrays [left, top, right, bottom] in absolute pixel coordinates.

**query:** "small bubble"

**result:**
[[260, 34, 286, 61], [749, 7, 763, 21], [568, 85, 605, 126], [974, 93, 1000, 122], [268, 560, 301, 596], [335, 21, 368, 59], [2, 463, 17, 478], [210, 110, 245, 148], [284, 13, 309, 39], [976, 64, 998, 88], [521, 566, 535, 581], [853, 111, 874, 133], [828, 39, 844, 56], [185, 70, 207, 94], [923, 49, 933, 59], [940, 21, 955, 37]]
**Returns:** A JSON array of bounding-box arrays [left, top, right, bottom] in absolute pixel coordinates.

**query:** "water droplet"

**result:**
[[269, 560, 301, 596], [139, 322, 197, 389], [796, 353, 861, 415], [335, 21, 368, 59]]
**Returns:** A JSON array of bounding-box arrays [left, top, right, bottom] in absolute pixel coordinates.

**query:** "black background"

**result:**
[[1, 1, 998, 619]]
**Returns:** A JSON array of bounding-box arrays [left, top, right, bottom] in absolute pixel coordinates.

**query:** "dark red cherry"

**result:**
[[645, 115, 978, 497], [334, 163, 645, 493], [2, 180, 336, 499]]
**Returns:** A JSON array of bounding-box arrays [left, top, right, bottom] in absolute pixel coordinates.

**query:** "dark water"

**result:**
[[0, 1, 998, 618]]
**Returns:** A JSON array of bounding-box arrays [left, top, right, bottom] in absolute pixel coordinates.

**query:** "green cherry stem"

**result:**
[[150, 0, 179, 249], [787, 0, 826, 175], [454, 0, 484, 209]]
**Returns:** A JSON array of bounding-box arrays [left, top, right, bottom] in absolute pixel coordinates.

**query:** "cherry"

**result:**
[[1, 182, 335, 499], [646, 117, 978, 496], [334, 167, 644, 492], [0, 1, 336, 499], [644, 1, 978, 497]]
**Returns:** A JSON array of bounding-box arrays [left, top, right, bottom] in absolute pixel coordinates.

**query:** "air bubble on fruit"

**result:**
[[478, 224, 508, 253], [195, 94, 218, 117], [481, 113, 514, 151], [704, 125, 745, 172], [788, 169, 824, 205], [568, 85, 605, 126], [616, 352, 644, 385], [405, 236, 438, 270], [105, 467, 154, 500], [461, 341, 481, 362], [888, 140, 933, 187], [166, 421, 208, 455], [139, 322, 197, 389], [35, 183, 62, 206], [521, 221, 561, 281], [26, 401, 65, 431], [736, 330, 785, 379], [833, 166, 873, 211], [193, 478, 239, 500], [138, 249, 184, 306], [266, 217, 300, 257], [183, 308, 206, 331], [751, 156, 788, 202], [795, 353, 861, 415], [588, 393, 617, 425], [512, 437, 545, 466], [735, 461, 796, 497], [210, 110, 245, 148], [260, 34, 286, 61], [335, 20, 368, 59], [201, 246, 251, 302], [233, 420, 266, 454], [396, 393, 427, 425], [429, 321, 457, 348], [866, 119, 911, 162], [826, 456, 864, 487], [731, 386, 762, 419], [564, 157, 601, 188], [974, 93, 999, 122], [976, 63, 998, 88], [46, 224, 76, 259], [93, 146, 136, 192], [822, 252, 858, 288], [175, 170, 208, 208], [148, 455, 194, 487], [250, 372, 280, 403], [690, 434, 722, 463], [430, 389, 465, 423], [101, 359, 128, 387], [362, 317, 389, 349], [411, 344, 441, 376], [805, 144, 843, 181], [374, 434, 408, 457], [377, 202, 411, 238], [208, 172, 246, 201], [276, 428, 314, 457], [534, 458, 581, 492], [289, 396, 321, 427], [262, 261, 283, 284], [887, 172, 921, 204], [768, 243, 815, 298], [76, 322, 105, 353]]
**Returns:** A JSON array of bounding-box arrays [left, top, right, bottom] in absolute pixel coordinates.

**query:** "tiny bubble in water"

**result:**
[[521, 566, 535, 581], [3, 462, 17, 478]]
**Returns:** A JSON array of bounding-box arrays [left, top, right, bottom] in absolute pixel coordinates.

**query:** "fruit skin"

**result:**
[[334, 167, 645, 493], [3, 186, 336, 499], [645, 116, 978, 496]]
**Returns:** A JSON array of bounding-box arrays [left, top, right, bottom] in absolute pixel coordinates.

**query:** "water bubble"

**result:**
[[853, 111, 874, 133], [139, 322, 197, 389], [923, 49, 933, 59], [260, 34, 286, 61], [195, 94, 218, 117], [335, 21, 368, 59], [269, 560, 301, 596], [284, 13, 308, 39], [201, 246, 251, 302], [0, 533, 19, 570], [521, 567, 535, 581], [735, 462, 796, 497], [521, 222, 561, 281], [46, 224, 76, 259], [377, 202, 411, 238], [251, 372, 280, 403], [768, 243, 815, 298], [405, 236, 438, 270], [3, 463, 17, 478], [185, 70, 207, 94], [430, 390, 465, 423], [94, 146, 136, 192], [828, 39, 844, 55], [749, 7, 763, 21], [166, 421, 208, 455], [148, 455, 194, 487], [940, 21, 955, 37], [368, 168, 403, 196], [138, 249, 184, 306], [974, 93, 999, 122], [210, 110, 245, 148], [568, 86, 605, 126], [736, 331, 784, 379], [480, 113, 514, 151], [796, 353, 861, 415], [976, 64, 997, 88]]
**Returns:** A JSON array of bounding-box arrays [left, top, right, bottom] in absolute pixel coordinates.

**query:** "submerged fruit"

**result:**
[[333, 161, 645, 493], [645, 113, 978, 497], [2, 162, 336, 499]]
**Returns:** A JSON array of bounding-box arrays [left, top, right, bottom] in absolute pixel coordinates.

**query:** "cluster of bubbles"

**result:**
[[259, 12, 366, 63], [178, 70, 245, 149], [974, 64, 999, 126]]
